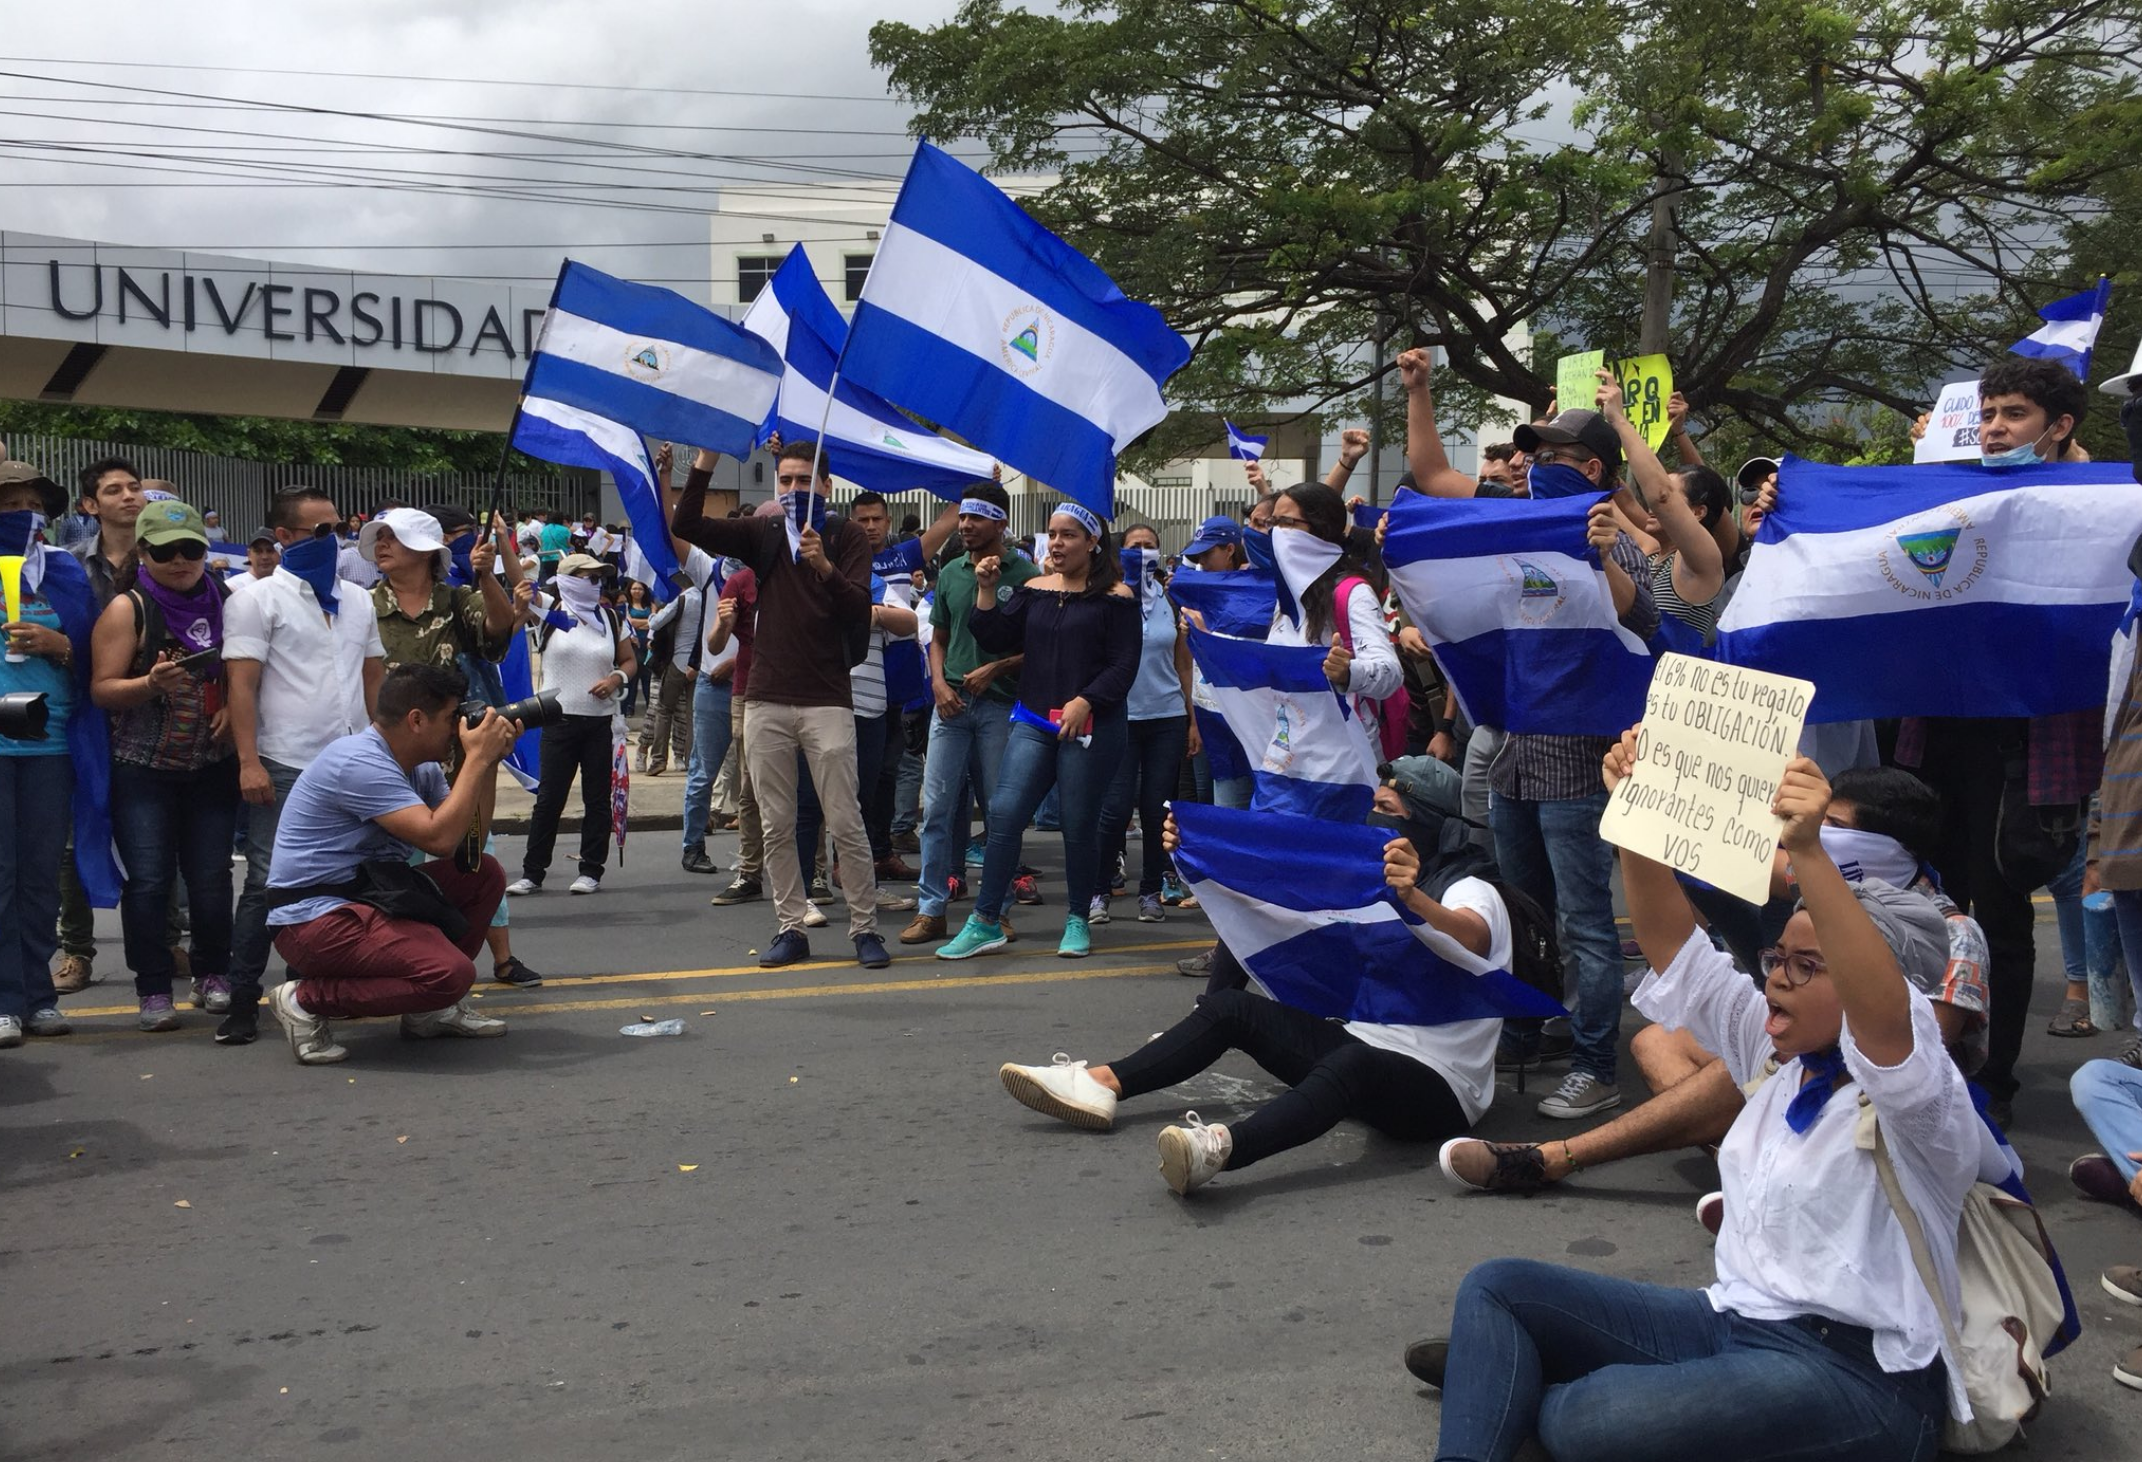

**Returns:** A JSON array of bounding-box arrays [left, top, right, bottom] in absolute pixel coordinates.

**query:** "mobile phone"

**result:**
[[168, 647, 221, 673]]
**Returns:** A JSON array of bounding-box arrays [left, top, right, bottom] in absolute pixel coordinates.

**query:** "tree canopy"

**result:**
[[871, 0, 2142, 461]]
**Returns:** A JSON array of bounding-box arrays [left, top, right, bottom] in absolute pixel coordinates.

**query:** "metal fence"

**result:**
[[863, 482, 1260, 553], [6, 432, 589, 530]]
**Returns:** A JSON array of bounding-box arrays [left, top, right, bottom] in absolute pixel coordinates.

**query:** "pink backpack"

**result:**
[[1334, 575, 1410, 761]]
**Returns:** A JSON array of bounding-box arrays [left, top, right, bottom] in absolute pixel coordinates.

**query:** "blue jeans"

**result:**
[[2051, 817, 2130, 1030], [918, 696, 1013, 918], [681, 677, 734, 853], [230, 755, 306, 1009], [1099, 714, 1188, 897], [111, 759, 240, 999], [1491, 789, 1621, 1084], [2108, 890, 2142, 1035], [1436, 1258, 1944, 1462], [2071, 1058, 2142, 1184], [976, 712, 1128, 923], [0, 755, 73, 1019], [892, 709, 927, 834]]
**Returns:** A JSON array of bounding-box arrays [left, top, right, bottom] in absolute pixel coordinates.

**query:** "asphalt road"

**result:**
[[5, 833, 2139, 1462]]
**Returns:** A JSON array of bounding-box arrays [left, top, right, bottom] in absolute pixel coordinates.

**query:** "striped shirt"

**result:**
[[1649, 553, 1720, 639]]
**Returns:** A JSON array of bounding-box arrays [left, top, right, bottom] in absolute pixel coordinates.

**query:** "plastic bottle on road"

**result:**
[[620, 1019, 686, 1037]]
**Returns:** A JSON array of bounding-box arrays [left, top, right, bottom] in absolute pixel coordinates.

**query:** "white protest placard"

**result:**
[[1598, 653, 1815, 904], [1913, 377, 1981, 463]]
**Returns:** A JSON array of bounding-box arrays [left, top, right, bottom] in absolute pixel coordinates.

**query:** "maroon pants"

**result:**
[[272, 857, 505, 1019]]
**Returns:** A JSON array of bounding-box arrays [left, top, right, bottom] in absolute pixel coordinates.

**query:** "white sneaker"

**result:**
[[1537, 1071, 1621, 1120], [505, 878, 539, 896], [269, 982, 348, 1066], [1157, 1112, 1233, 1194], [1088, 895, 1111, 925], [999, 1053, 1118, 1131], [0, 1015, 21, 1049], [401, 1001, 509, 1040], [568, 875, 600, 895], [802, 900, 830, 928], [876, 888, 918, 912]]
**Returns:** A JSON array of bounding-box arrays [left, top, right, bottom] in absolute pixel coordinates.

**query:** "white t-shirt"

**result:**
[[1634, 929, 1983, 1422], [1343, 875, 1512, 1124], [223, 569, 385, 769], [533, 593, 629, 718]]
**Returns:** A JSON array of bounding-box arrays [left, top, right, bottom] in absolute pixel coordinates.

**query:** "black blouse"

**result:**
[[971, 585, 1141, 716]]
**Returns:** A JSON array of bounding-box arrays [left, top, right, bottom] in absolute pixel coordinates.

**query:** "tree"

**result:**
[[870, 0, 2142, 461]]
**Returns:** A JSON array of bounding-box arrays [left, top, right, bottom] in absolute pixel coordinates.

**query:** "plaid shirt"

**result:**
[[1491, 531, 1660, 802], [1893, 708, 2101, 809]]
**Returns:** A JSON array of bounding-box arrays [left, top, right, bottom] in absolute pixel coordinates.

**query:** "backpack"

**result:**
[[1333, 575, 1410, 761]]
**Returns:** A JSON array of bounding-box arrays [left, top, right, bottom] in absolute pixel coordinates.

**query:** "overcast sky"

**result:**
[[0, 0, 982, 302]]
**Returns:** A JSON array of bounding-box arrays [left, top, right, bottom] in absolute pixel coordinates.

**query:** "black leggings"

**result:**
[[523, 714, 613, 883], [1105, 988, 1469, 1170]]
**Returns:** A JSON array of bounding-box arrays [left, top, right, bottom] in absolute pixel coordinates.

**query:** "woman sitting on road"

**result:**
[[995, 779, 1560, 1196], [1412, 739, 1984, 1462], [934, 502, 1140, 961]]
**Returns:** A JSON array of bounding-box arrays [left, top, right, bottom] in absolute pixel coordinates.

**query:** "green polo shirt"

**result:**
[[934, 550, 1040, 703]]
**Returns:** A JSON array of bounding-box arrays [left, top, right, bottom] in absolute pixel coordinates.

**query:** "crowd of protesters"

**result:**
[[6, 342, 2142, 1457]]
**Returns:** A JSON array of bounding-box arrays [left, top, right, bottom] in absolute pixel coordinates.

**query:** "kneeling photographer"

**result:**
[[259, 663, 524, 1066]]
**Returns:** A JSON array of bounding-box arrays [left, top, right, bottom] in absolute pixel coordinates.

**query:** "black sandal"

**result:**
[[2048, 997, 2098, 1038]]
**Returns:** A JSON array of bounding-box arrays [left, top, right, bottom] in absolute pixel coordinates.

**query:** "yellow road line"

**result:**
[[57, 939, 1207, 1019]]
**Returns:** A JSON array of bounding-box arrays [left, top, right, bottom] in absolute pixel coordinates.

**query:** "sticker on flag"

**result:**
[[1912, 378, 1982, 464], [1598, 653, 1814, 904]]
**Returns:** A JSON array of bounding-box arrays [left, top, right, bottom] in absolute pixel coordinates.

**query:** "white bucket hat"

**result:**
[[2099, 335, 2142, 398], [359, 506, 453, 578]]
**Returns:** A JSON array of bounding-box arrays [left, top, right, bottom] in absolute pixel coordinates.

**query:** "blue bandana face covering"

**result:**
[[279, 533, 341, 616], [1242, 526, 1276, 571], [1526, 462, 1599, 500], [0, 510, 45, 556]]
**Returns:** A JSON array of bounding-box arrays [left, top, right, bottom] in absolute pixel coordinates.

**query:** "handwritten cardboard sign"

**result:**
[[1613, 353, 1674, 450], [1556, 350, 1606, 414], [1599, 653, 1816, 904], [1913, 377, 1981, 464]]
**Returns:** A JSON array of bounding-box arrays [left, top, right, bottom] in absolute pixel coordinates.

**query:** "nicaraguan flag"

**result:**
[[1382, 489, 1653, 735], [741, 246, 995, 499], [522, 261, 781, 457], [1186, 625, 1378, 820], [1716, 456, 2142, 721], [510, 396, 682, 603], [1168, 566, 1275, 639], [1224, 420, 1268, 461], [840, 140, 1191, 519], [1171, 802, 1565, 1026], [2009, 277, 2112, 379]]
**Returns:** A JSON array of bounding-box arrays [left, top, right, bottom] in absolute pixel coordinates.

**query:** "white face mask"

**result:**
[[1271, 524, 1343, 629], [556, 573, 603, 623], [1818, 825, 1918, 889]]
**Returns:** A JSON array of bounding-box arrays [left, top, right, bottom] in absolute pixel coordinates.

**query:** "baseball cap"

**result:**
[[1513, 408, 1622, 474], [247, 526, 277, 548], [422, 502, 478, 536], [0, 460, 66, 518], [1735, 457, 1780, 504], [359, 506, 453, 578], [135, 499, 208, 549], [1182, 515, 1243, 558], [558, 551, 608, 576]]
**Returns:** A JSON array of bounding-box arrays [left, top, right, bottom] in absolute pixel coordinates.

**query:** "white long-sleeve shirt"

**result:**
[[1633, 929, 1984, 1422], [1266, 578, 1401, 761]]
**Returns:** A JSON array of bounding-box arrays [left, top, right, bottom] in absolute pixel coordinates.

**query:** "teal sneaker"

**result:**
[[1057, 915, 1091, 959], [935, 914, 1010, 961]]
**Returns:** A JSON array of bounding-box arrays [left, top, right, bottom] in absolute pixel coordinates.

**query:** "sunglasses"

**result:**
[[1757, 948, 1828, 987], [142, 540, 208, 563]]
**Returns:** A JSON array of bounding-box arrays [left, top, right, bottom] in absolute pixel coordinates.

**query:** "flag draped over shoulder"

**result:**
[[1185, 625, 1378, 820], [1171, 803, 1565, 1027], [1715, 457, 2142, 722], [741, 245, 995, 499], [840, 141, 1191, 520], [1381, 489, 1653, 735]]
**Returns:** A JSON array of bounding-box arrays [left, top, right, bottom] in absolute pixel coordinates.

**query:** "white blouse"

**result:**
[[1633, 929, 1983, 1422]]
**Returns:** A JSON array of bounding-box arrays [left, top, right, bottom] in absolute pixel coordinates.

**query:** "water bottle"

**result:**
[[2084, 891, 2114, 914], [619, 1019, 686, 1037]]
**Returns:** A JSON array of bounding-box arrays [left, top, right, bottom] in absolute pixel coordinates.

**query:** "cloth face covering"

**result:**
[[1525, 462, 1599, 500], [278, 533, 341, 616]]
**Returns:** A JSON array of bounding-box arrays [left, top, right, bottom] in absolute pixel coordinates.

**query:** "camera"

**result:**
[[0, 690, 48, 742], [461, 687, 563, 731]]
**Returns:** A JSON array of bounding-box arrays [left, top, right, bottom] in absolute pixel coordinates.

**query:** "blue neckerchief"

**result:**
[[1526, 462, 1598, 500], [0, 509, 45, 557], [446, 531, 476, 589], [1785, 1046, 1852, 1135], [1242, 526, 1275, 571], [279, 534, 341, 616]]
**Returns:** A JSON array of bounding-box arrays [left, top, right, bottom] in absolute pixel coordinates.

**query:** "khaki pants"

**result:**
[[640, 664, 694, 773], [734, 695, 762, 879], [747, 701, 876, 937]]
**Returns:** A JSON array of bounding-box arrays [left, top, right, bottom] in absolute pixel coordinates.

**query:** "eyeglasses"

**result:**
[[1757, 948, 1828, 987], [142, 540, 208, 563], [1530, 446, 1596, 468]]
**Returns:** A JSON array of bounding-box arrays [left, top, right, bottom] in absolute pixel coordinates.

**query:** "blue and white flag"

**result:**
[[841, 140, 1191, 520], [1382, 489, 1653, 735], [1716, 457, 2142, 721], [1171, 802, 1565, 1027], [1224, 420, 1268, 461], [741, 246, 996, 500], [510, 396, 681, 603], [1168, 566, 1275, 639], [522, 261, 781, 457], [2009, 278, 2112, 379], [1186, 625, 1378, 820]]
